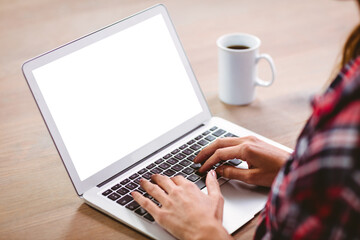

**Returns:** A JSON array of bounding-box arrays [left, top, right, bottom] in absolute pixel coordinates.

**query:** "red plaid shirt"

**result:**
[[254, 57, 360, 239]]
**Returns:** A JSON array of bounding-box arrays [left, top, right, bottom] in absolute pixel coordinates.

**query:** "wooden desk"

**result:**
[[0, 0, 357, 239]]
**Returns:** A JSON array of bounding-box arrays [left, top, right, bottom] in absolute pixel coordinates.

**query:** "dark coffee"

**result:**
[[227, 45, 250, 50]]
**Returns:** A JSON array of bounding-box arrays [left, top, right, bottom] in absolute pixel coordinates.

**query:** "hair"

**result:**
[[324, 0, 360, 90], [341, 0, 360, 68]]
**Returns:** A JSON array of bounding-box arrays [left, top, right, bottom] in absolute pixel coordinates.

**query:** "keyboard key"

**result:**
[[135, 207, 147, 216], [179, 144, 187, 150], [142, 172, 152, 180], [187, 139, 195, 145], [117, 195, 133, 206], [202, 130, 210, 136], [187, 174, 200, 182], [198, 139, 209, 146], [224, 133, 236, 137], [146, 163, 156, 169], [190, 144, 201, 151], [175, 172, 187, 178], [195, 135, 203, 140], [133, 189, 143, 195], [171, 164, 184, 172], [111, 184, 121, 191], [166, 158, 178, 165], [179, 159, 192, 167], [171, 149, 180, 154], [187, 155, 196, 161], [134, 177, 141, 184], [155, 158, 164, 164], [125, 182, 138, 190], [137, 168, 147, 174], [150, 167, 162, 174], [129, 173, 139, 180], [102, 189, 112, 196], [163, 154, 172, 159], [228, 159, 242, 166], [190, 163, 202, 170], [143, 193, 153, 199], [182, 167, 194, 175], [144, 213, 155, 222], [159, 162, 171, 170], [205, 135, 216, 142], [213, 129, 226, 137], [210, 126, 218, 131], [225, 133, 238, 137], [195, 177, 206, 189], [108, 192, 121, 201], [116, 187, 129, 195], [163, 169, 176, 177], [174, 153, 186, 160], [126, 200, 140, 210], [137, 186, 145, 193], [182, 148, 194, 155], [120, 178, 130, 185]]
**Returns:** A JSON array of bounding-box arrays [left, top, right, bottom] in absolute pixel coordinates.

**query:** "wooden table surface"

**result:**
[[0, 0, 358, 239]]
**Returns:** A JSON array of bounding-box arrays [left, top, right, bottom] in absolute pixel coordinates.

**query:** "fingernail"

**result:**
[[210, 170, 216, 178]]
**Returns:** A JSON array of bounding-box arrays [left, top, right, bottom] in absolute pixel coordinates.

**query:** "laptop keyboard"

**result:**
[[100, 126, 241, 222]]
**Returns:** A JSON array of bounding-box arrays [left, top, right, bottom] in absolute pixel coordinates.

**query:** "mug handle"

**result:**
[[255, 53, 276, 87]]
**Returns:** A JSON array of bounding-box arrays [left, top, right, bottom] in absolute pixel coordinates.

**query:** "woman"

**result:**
[[132, 1, 360, 238]]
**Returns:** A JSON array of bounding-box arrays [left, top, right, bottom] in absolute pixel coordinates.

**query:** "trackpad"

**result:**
[[220, 180, 269, 233]]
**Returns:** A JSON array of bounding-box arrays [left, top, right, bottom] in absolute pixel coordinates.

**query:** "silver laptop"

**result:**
[[22, 4, 291, 239]]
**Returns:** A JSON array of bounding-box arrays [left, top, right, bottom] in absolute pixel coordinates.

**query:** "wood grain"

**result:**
[[0, 0, 358, 239]]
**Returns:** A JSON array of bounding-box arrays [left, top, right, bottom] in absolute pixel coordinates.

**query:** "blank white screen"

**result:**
[[33, 14, 202, 181]]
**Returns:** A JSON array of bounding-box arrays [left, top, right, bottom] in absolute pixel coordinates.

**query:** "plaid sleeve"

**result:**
[[254, 57, 360, 240]]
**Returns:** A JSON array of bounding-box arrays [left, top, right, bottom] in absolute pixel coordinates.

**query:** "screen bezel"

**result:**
[[22, 4, 211, 196]]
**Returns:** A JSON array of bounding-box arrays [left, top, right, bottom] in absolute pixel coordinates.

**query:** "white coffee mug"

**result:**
[[217, 33, 276, 105]]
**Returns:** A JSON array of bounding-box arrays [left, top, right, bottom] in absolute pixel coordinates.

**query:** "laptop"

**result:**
[[22, 4, 292, 239]]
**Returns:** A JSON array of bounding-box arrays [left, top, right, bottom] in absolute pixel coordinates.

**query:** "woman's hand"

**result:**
[[132, 171, 232, 240], [195, 136, 290, 187]]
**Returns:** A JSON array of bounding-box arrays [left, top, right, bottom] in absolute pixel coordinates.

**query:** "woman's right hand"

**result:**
[[194, 136, 291, 187]]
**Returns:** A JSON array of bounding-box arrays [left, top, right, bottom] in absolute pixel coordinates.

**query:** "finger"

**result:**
[[132, 191, 160, 219], [218, 165, 277, 187], [205, 170, 224, 222], [215, 196, 224, 222], [140, 178, 168, 203], [150, 174, 177, 194], [216, 165, 247, 180], [194, 137, 241, 164], [205, 170, 221, 197], [171, 174, 190, 186], [216, 165, 261, 183], [198, 145, 242, 173]]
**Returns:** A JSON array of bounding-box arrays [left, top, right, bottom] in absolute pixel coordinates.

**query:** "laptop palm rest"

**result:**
[[218, 180, 268, 233]]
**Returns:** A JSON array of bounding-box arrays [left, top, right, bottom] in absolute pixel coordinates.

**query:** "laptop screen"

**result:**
[[31, 14, 202, 181]]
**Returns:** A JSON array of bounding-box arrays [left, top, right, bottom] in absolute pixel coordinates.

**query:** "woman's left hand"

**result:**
[[132, 170, 232, 240]]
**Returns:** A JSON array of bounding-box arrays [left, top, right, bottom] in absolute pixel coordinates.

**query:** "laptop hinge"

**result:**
[[97, 123, 205, 187]]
